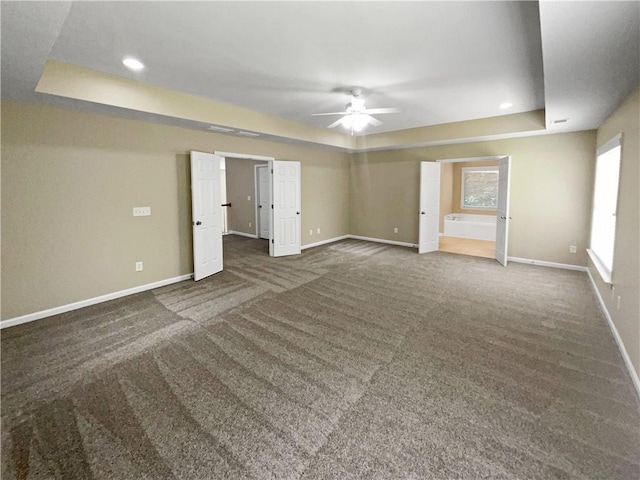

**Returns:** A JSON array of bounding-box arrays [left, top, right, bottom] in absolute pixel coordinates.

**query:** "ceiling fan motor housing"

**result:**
[[347, 97, 366, 113]]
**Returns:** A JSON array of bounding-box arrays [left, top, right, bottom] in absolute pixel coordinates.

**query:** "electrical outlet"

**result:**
[[617, 296, 621, 310], [135, 261, 143, 272], [393, 227, 398, 234], [249, 222, 252, 228], [317, 228, 320, 234], [133, 206, 151, 216], [309, 229, 313, 236], [611, 285, 616, 299], [247, 195, 251, 201], [569, 245, 577, 254]]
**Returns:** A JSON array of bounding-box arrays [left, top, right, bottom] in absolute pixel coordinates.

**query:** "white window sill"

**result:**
[[460, 206, 497, 211], [587, 249, 613, 284]]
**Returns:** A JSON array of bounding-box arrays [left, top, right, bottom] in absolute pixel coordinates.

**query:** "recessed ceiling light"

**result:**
[[122, 57, 145, 71], [499, 102, 513, 110], [236, 131, 260, 137]]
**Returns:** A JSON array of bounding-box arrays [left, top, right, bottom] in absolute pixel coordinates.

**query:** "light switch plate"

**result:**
[[133, 206, 151, 216]]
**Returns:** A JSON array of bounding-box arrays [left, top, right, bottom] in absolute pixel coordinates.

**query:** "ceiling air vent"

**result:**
[[208, 125, 234, 133]]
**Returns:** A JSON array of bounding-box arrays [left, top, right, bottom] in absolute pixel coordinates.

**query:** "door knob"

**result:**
[[194, 221, 202, 226], [296, 211, 300, 215], [258, 205, 262, 209], [421, 211, 425, 215]]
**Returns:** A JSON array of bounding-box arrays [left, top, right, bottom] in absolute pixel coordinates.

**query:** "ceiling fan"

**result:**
[[312, 88, 400, 135]]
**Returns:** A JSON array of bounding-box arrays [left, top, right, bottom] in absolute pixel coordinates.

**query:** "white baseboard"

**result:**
[[227, 230, 258, 239], [348, 235, 418, 249], [301, 235, 350, 250], [586, 269, 640, 398], [507, 256, 588, 272], [0, 274, 194, 330]]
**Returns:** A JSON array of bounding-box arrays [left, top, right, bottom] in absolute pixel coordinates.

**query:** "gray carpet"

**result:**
[[2, 235, 639, 479]]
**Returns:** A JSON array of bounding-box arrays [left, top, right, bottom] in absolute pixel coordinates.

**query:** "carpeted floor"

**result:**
[[2, 235, 639, 479]]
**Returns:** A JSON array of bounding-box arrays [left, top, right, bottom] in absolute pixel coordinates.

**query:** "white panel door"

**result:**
[[495, 156, 511, 266], [191, 151, 223, 281], [419, 161, 441, 254], [272, 160, 301, 257], [257, 165, 270, 239]]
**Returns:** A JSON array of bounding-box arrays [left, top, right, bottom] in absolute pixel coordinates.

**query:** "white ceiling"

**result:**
[[2, 1, 638, 142], [539, 0, 640, 130]]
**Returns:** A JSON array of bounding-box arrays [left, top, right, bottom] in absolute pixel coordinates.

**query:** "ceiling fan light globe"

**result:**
[[353, 114, 369, 131], [341, 114, 369, 131], [341, 115, 354, 129]]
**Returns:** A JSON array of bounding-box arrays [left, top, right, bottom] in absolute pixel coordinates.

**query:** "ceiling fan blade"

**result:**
[[363, 107, 401, 115], [312, 111, 348, 116], [327, 118, 344, 128], [363, 114, 382, 126]]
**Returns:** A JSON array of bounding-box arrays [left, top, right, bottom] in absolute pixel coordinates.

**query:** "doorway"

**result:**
[[190, 151, 302, 282], [223, 158, 268, 235], [418, 155, 511, 265], [216, 152, 272, 259], [213, 152, 302, 258], [223, 156, 270, 255]]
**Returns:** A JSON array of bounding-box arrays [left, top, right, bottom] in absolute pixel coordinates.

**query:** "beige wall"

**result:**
[[589, 86, 639, 379], [1, 101, 350, 319], [301, 156, 350, 242], [439, 162, 454, 232], [225, 158, 267, 235], [451, 160, 499, 216], [350, 131, 596, 265]]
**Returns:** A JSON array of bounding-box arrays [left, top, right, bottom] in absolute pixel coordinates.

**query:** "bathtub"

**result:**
[[443, 214, 496, 241]]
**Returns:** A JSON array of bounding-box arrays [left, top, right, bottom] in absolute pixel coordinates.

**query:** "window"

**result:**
[[461, 166, 498, 209], [588, 135, 622, 284]]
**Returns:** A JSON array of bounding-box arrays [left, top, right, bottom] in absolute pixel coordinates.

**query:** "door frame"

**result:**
[[254, 163, 271, 239], [214, 151, 276, 255], [434, 155, 511, 264]]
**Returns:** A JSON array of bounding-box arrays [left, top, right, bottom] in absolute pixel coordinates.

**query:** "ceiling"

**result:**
[[2, 1, 638, 148]]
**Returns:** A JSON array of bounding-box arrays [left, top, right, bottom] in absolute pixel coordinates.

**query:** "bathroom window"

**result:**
[[461, 166, 498, 210], [588, 134, 621, 284]]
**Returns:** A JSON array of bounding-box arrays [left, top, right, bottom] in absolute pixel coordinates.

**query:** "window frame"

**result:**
[[460, 166, 499, 210], [587, 134, 622, 284]]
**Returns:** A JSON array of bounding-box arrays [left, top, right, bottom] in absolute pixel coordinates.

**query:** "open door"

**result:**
[[271, 160, 301, 257], [256, 165, 270, 239], [495, 156, 511, 266], [190, 151, 224, 281], [419, 161, 441, 254]]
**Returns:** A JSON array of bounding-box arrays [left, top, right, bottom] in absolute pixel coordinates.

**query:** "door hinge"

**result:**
[[271, 239, 274, 244], [271, 169, 273, 174], [271, 204, 274, 209]]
